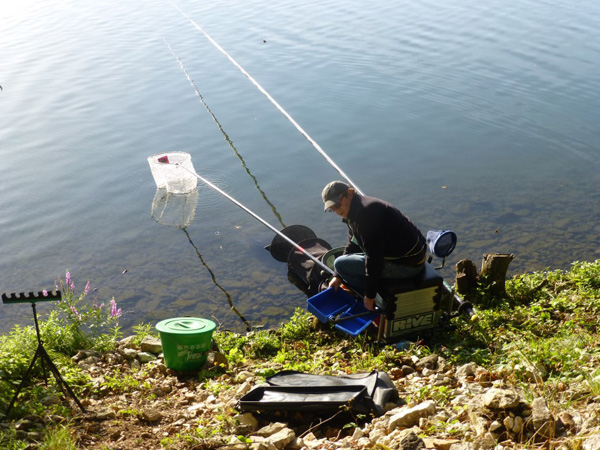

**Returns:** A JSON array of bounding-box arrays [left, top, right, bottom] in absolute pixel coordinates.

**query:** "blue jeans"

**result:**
[[333, 253, 424, 296]]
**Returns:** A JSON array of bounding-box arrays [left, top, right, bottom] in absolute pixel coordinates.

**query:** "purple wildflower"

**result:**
[[70, 305, 82, 321], [42, 290, 49, 297], [65, 271, 71, 287], [110, 299, 122, 319], [84, 281, 90, 295]]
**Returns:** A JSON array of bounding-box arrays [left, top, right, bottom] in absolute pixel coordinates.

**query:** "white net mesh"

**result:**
[[147, 152, 198, 194], [151, 189, 198, 229]]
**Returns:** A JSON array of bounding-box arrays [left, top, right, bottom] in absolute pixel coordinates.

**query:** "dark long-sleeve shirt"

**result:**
[[342, 194, 426, 298]]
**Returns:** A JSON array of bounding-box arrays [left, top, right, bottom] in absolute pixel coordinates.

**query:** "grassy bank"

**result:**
[[1, 260, 599, 449]]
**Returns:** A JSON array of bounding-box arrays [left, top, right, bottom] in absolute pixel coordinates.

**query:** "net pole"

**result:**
[[174, 164, 335, 276]]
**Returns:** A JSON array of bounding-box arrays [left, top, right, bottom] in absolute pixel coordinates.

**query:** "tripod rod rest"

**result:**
[[2, 290, 62, 304], [2, 288, 86, 415]]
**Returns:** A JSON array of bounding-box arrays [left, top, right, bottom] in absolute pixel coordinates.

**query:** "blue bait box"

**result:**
[[307, 287, 379, 336], [333, 303, 379, 336], [307, 287, 355, 323]]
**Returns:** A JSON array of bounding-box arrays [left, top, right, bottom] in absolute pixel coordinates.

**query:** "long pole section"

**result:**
[[174, 164, 335, 276], [167, 0, 363, 195]]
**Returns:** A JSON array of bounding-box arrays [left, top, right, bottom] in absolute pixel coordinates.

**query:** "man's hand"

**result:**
[[329, 276, 342, 291], [363, 296, 375, 311]]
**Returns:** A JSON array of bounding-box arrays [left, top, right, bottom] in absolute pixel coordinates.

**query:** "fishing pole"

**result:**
[[92, 269, 128, 292], [164, 39, 286, 229], [164, 160, 335, 276], [167, 0, 364, 195]]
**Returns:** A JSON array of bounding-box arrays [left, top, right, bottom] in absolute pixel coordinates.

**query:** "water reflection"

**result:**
[[151, 189, 252, 331], [181, 228, 252, 331], [151, 188, 198, 229]]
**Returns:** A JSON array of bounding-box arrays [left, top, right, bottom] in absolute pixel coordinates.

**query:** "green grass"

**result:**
[[438, 260, 600, 403], [1, 260, 600, 448]]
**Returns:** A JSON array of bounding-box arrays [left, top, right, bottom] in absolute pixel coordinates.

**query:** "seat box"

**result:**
[[376, 263, 443, 341]]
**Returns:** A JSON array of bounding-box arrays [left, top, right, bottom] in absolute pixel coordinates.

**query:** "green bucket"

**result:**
[[156, 317, 216, 371]]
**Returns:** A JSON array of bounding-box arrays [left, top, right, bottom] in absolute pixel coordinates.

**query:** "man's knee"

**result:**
[[334, 254, 365, 277], [333, 255, 348, 274]]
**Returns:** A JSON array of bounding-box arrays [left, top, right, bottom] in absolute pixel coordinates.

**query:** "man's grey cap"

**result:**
[[322, 181, 350, 211]]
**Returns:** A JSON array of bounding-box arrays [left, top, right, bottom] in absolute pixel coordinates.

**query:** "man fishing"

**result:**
[[322, 181, 427, 311]]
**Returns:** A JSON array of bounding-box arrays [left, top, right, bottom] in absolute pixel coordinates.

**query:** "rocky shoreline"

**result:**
[[4, 332, 600, 450]]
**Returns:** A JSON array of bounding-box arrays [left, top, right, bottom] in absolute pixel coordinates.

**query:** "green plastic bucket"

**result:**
[[156, 317, 216, 371]]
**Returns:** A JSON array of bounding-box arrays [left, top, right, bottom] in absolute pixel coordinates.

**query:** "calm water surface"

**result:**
[[1, 0, 599, 334]]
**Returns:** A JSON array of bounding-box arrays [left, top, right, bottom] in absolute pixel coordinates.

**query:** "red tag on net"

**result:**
[[157, 156, 169, 164]]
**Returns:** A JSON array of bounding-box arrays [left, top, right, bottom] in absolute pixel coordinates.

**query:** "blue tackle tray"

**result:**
[[307, 287, 355, 323], [333, 302, 379, 336], [307, 288, 379, 336]]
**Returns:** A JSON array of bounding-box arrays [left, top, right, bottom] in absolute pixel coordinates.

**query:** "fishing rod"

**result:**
[[164, 39, 286, 229], [167, 0, 364, 195], [92, 269, 128, 292], [164, 160, 335, 277]]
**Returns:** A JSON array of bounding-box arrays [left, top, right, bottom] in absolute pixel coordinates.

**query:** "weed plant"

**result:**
[[440, 260, 600, 403], [0, 272, 122, 415]]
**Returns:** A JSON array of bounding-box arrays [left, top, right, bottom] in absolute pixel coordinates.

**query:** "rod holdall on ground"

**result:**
[[237, 370, 398, 417]]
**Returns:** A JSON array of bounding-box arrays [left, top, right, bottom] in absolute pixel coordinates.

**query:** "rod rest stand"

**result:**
[[2, 289, 86, 416], [2, 290, 62, 304]]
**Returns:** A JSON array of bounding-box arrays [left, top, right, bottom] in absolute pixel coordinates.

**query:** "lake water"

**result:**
[[1, 0, 599, 335]]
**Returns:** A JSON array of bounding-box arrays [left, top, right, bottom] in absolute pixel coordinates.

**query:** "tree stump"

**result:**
[[455, 253, 514, 302], [455, 259, 479, 300], [481, 253, 514, 297]]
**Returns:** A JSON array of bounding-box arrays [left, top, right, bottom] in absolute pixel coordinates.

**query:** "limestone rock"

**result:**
[[254, 422, 287, 437], [388, 400, 436, 431], [266, 427, 295, 449], [583, 434, 600, 450], [119, 348, 138, 361], [140, 336, 163, 354], [416, 354, 439, 371], [141, 408, 162, 422], [233, 412, 259, 433], [531, 397, 554, 437], [456, 362, 478, 380], [138, 351, 157, 363], [118, 335, 136, 347], [93, 408, 116, 421], [449, 444, 475, 450], [423, 438, 461, 450], [396, 429, 426, 450], [472, 432, 496, 450], [482, 388, 521, 409]]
